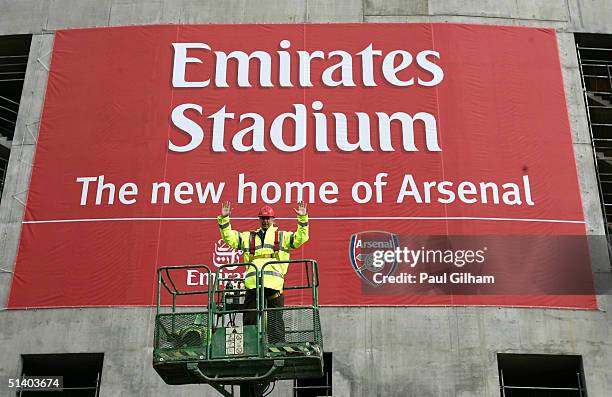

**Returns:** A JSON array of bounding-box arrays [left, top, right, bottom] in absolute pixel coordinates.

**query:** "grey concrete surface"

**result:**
[[557, 32, 593, 145], [0, 0, 611, 35], [0, 306, 610, 396], [364, 0, 428, 16], [571, 0, 612, 34], [307, 0, 363, 23], [108, 0, 181, 26], [0, 0, 51, 35], [178, 0, 307, 24], [1, 0, 612, 396], [46, 0, 113, 30]]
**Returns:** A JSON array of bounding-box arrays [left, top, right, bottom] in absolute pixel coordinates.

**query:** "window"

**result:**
[[293, 352, 332, 397], [498, 353, 587, 396], [0, 34, 31, 202], [576, 34, 612, 261], [20, 353, 104, 396]]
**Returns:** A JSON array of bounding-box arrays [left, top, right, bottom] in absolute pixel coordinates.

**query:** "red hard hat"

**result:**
[[258, 205, 275, 217]]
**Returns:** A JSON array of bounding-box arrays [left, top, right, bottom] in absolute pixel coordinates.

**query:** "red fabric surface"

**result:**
[[7, 24, 595, 309]]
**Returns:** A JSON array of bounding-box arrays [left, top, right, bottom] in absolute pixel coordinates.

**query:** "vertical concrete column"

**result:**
[[0, 33, 54, 308]]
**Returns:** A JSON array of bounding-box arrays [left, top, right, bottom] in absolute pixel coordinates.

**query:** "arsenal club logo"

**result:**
[[349, 231, 400, 287]]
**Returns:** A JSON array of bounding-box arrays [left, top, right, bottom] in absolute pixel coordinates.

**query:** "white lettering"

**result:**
[[172, 43, 211, 88], [118, 183, 138, 205], [416, 50, 444, 86], [352, 181, 372, 204], [377, 111, 441, 152], [233, 113, 266, 152], [169, 104, 204, 152], [76, 176, 97, 205], [382, 50, 413, 87], [357, 44, 382, 87], [270, 104, 307, 152], [322, 50, 356, 87], [214, 50, 273, 87]]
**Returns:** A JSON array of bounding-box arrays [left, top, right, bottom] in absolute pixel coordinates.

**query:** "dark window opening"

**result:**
[[20, 353, 104, 396], [293, 352, 332, 396], [498, 353, 587, 397], [0, 34, 31, 203], [576, 34, 612, 265]]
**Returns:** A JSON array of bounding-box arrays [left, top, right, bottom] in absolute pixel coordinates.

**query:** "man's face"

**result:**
[[259, 216, 274, 230]]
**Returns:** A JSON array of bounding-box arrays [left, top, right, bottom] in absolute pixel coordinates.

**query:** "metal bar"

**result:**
[[0, 55, 28, 59], [0, 62, 27, 67], [582, 59, 612, 64], [171, 295, 176, 333], [165, 268, 179, 294], [0, 115, 16, 125], [214, 307, 258, 316], [159, 274, 174, 295], [95, 371, 101, 397], [577, 46, 612, 51], [0, 104, 18, 114], [257, 267, 263, 359], [582, 56, 612, 62], [263, 305, 316, 312], [0, 95, 18, 105], [207, 273, 213, 361], [209, 383, 234, 397], [204, 354, 317, 364], [0, 78, 25, 82], [582, 64, 612, 68], [157, 271, 162, 315], [502, 385, 581, 390], [0, 71, 25, 75], [577, 372, 583, 397], [174, 290, 211, 296], [500, 369, 505, 397], [607, 65, 612, 98]]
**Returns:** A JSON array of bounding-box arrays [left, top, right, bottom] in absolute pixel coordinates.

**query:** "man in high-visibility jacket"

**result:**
[[218, 201, 309, 343]]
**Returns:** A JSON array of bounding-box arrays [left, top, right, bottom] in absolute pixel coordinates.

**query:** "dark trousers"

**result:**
[[243, 288, 285, 343]]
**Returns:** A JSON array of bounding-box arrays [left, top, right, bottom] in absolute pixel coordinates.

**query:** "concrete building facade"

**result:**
[[1, 1, 611, 396]]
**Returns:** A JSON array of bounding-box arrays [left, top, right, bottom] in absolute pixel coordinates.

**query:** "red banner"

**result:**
[[7, 24, 595, 309]]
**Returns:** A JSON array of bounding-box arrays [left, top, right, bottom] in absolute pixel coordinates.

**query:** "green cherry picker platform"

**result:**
[[153, 260, 324, 397]]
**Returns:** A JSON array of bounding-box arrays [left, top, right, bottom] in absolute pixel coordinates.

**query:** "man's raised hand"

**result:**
[[294, 201, 307, 216], [221, 201, 232, 217]]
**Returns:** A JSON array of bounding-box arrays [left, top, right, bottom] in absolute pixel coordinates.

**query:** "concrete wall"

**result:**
[[1, 1, 611, 396]]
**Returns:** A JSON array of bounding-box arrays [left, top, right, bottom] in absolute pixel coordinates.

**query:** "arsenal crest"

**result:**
[[349, 231, 400, 287]]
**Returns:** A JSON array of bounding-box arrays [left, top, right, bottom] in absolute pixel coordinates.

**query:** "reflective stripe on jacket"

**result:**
[[217, 214, 309, 290]]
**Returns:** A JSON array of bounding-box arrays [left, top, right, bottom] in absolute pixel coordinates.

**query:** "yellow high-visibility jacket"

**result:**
[[217, 214, 309, 291]]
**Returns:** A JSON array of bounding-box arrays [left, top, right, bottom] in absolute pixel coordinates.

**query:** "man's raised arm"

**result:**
[[290, 201, 309, 249], [218, 201, 242, 249]]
